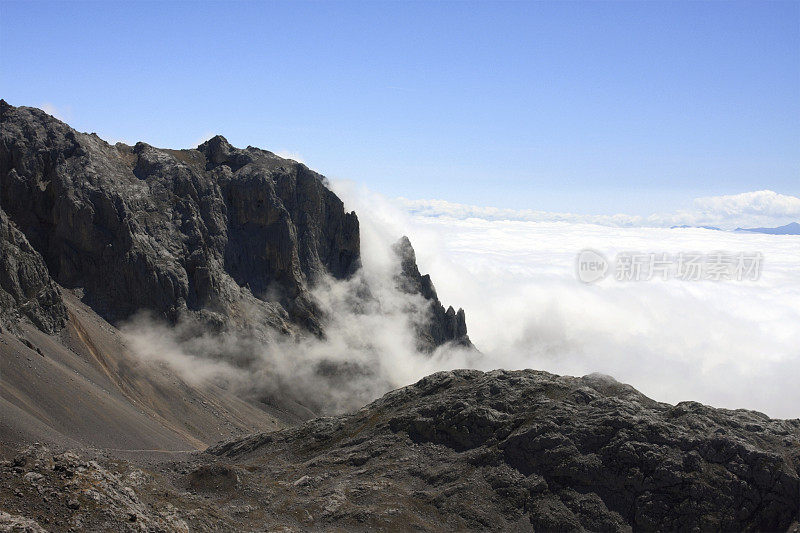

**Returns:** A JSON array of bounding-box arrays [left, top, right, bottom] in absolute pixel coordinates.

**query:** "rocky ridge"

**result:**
[[206, 369, 800, 531], [0, 100, 359, 336], [0, 100, 470, 353], [2, 369, 797, 532]]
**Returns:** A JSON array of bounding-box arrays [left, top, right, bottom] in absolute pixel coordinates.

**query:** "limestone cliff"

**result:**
[[0, 101, 361, 335]]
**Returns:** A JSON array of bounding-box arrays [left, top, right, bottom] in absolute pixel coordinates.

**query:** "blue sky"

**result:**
[[1, 0, 797, 215]]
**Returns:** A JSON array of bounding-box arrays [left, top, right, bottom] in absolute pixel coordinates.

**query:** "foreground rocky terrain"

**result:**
[[1, 370, 798, 532]]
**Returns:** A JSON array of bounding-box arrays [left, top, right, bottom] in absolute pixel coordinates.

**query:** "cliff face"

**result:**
[[0, 101, 477, 447], [393, 236, 471, 351], [0, 207, 67, 334], [0, 101, 359, 333]]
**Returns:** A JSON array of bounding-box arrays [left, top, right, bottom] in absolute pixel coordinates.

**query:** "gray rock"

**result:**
[[392, 236, 472, 351], [0, 207, 67, 334], [1, 102, 468, 355], [210, 369, 800, 531], [3, 371, 799, 531], [0, 101, 359, 335], [1, 445, 197, 531], [0, 510, 47, 533]]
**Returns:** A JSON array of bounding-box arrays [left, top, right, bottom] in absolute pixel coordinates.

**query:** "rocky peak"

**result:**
[[392, 236, 472, 351], [198, 135, 234, 166], [392, 236, 436, 300]]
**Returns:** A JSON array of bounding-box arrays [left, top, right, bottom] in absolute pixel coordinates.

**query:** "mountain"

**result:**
[[669, 224, 722, 230], [0, 101, 472, 448], [0, 100, 469, 344], [2, 205, 287, 449], [1, 102, 798, 531], [735, 222, 800, 235], [2, 370, 798, 531], [1, 100, 359, 334]]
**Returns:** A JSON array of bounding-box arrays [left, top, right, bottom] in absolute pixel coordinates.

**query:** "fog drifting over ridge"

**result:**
[[334, 182, 800, 419]]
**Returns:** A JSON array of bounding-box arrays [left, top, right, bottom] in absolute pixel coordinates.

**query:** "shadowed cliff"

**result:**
[[0, 101, 359, 335]]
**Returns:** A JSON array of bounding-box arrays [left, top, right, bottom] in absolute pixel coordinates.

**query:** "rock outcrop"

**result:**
[[0, 101, 359, 334], [2, 338, 798, 531], [393, 236, 471, 351], [0, 207, 66, 334], [208, 369, 800, 531], [0, 447, 209, 532]]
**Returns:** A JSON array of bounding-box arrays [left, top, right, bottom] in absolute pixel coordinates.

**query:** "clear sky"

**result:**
[[1, 1, 798, 215]]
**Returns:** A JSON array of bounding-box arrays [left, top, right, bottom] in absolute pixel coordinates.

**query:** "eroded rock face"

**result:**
[[210, 369, 800, 532], [0, 101, 474, 351], [0, 207, 66, 334], [0, 101, 359, 333], [393, 236, 471, 351]]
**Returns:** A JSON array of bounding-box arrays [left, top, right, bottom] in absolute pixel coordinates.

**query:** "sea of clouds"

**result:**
[[123, 183, 800, 419], [335, 184, 800, 419]]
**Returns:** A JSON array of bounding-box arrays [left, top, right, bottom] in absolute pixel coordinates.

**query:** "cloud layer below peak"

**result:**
[[332, 183, 800, 419]]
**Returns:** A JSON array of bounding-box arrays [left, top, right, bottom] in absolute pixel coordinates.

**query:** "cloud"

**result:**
[[400, 190, 800, 230], [340, 185, 800, 419], [399, 197, 645, 227], [122, 182, 800, 420], [688, 190, 800, 223], [120, 192, 476, 415]]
